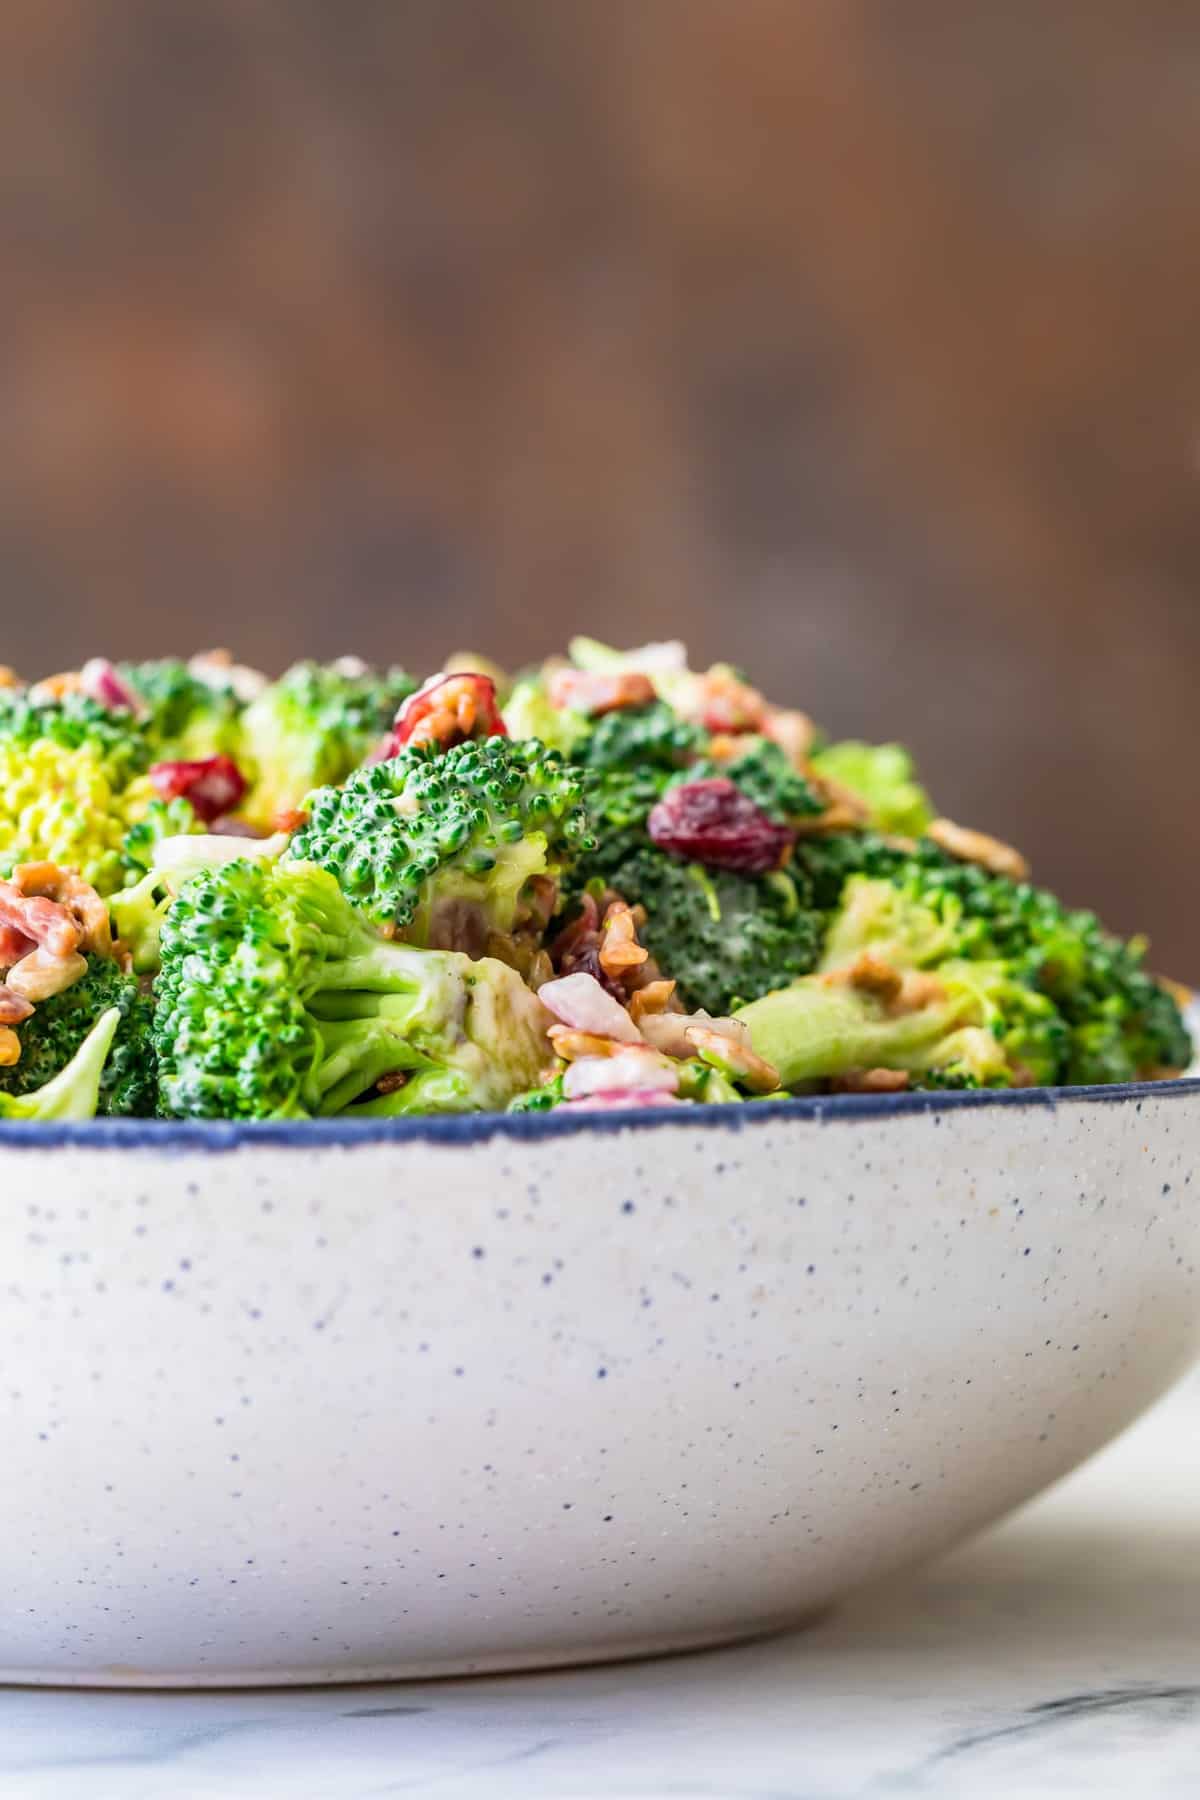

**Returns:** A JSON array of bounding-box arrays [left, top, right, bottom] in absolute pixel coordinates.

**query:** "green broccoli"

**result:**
[[119, 658, 246, 761], [808, 741, 933, 836], [287, 737, 593, 949], [239, 660, 416, 827], [678, 736, 822, 824], [575, 702, 705, 775], [0, 1008, 120, 1121], [154, 858, 553, 1118], [0, 957, 156, 1116], [737, 849, 1186, 1088], [567, 763, 822, 1014], [0, 690, 159, 894]]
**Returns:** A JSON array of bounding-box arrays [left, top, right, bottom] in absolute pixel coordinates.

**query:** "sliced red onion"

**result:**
[[149, 753, 247, 824], [79, 658, 143, 716], [561, 1090, 684, 1111], [562, 1050, 680, 1100], [537, 973, 643, 1044]]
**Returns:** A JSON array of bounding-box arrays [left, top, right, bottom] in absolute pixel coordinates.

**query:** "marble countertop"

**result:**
[[4, 1371, 1200, 1800]]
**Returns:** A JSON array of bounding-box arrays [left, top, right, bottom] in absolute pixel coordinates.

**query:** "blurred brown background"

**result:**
[[1, 0, 1198, 966]]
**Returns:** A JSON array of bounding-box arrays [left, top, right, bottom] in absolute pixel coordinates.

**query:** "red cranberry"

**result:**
[[647, 778, 794, 874], [149, 754, 247, 825]]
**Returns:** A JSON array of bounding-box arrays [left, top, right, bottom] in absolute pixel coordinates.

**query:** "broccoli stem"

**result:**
[[735, 980, 974, 1087], [0, 1008, 119, 1121]]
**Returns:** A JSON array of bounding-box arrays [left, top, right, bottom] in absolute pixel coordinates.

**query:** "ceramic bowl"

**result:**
[[2, 1079, 1199, 1687]]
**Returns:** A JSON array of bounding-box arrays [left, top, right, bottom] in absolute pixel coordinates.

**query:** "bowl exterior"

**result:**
[[1, 1087, 1198, 1684]]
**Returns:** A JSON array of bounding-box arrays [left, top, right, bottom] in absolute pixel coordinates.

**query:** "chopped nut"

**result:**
[[831, 1068, 911, 1094], [848, 950, 904, 1003], [629, 980, 677, 1024], [7, 947, 89, 1001], [0, 986, 34, 1025], [374, 1072, 408, 1095], [928, 817, 1030, 882], [547, 1027, 623, 1061], [890, 972, 947, 1015], [598, 902, 649, 980], [0, 1026, 19, 1067], [686, 1024, 780, 1093]]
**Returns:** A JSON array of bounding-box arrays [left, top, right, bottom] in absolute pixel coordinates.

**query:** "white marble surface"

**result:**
[[4, 1369, 1200, 1800]]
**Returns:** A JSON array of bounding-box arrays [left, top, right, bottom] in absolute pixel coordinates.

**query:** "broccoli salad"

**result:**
[[0, 642, 1189, 1122]]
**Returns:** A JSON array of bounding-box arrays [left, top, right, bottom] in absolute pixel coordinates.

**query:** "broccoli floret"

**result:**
[[846, 848, 1190, 1082], [508, 1070, 566, 1113], [120, 797, 204, 881], [0, 1007, 120, 1121], [741, 851, 1185, 1089], [570, 764, 822, 1013], [287, 737, 593, 948], [576, 702, 705, 775], [501, 674, 587, 757], [119, 658, 246, 761], [239, 660, 416, 827], [0, 958, 156, 1116], [0, 691, 159, 894], [680, 736, 823, 824], [154, 859, 552, 1118], [809, 741, 933, 836]]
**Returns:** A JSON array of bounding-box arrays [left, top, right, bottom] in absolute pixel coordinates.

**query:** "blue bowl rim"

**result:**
[[1, 1075, 1198, 1153]]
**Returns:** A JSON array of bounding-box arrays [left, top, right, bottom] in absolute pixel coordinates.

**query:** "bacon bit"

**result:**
[[0, 987, 33, 1024], [698, 668, 767, 735], [0, 1025, 19, 1066], [685, 1024, 780, 1093], [763, 706, 817, 766], [548, 667, 657, 716], [0, 864, 113, 975], [562, 1050, 679, 1100], [519, 875, 560, 936], [928, 817, 1030, 882], [598, 902, 649, 980], [0, 883, 81, 959], [629, 979, 677, 1024], [388, 672, 508, 754], [7, 946, 89, 1001], [150, 754, 248, 825], [831, 1068, 911, 1094], [374, 1072, 408, 1096]]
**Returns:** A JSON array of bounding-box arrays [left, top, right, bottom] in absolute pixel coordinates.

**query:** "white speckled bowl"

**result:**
[[2, 1081, 1199, 1686]]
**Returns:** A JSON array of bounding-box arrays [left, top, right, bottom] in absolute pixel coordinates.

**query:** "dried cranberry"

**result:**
[[389, 672, 508, 754], [149, 754, 247, 824], [647, 778, 794, 873]]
